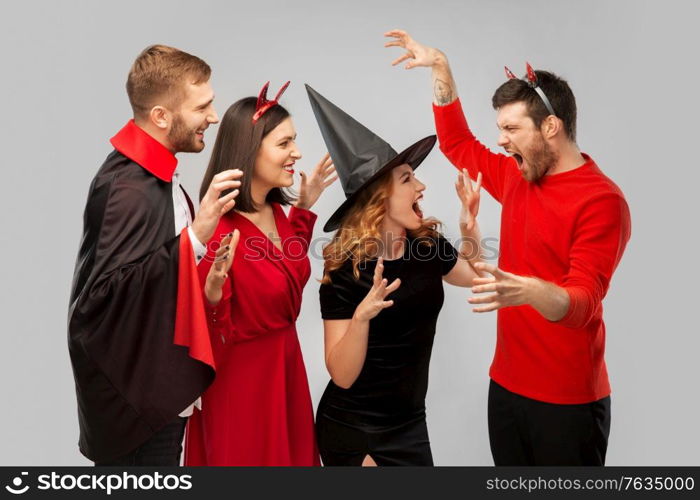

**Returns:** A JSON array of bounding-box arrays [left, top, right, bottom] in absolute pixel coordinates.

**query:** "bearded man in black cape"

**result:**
[[68, 45, 242, 465]]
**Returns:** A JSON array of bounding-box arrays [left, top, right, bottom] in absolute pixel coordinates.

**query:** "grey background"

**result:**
[[1, 0, 697, 465]]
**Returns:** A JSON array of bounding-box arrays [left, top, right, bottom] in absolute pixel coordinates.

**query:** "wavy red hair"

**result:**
[[321, 169, 442, 284]]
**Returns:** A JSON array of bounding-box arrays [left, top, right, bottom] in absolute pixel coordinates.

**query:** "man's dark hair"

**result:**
[[492, 70, 577, 141]]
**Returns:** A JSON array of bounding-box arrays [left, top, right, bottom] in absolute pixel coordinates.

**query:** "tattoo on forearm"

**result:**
[[434, 79, 454, 105]]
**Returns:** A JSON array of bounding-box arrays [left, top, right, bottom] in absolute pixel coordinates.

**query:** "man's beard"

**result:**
[[522, 133, 558, 182], [168, 113, 204, 153]]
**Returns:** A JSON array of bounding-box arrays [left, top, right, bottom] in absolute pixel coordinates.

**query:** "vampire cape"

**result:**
[[68, 126, 215, 462]]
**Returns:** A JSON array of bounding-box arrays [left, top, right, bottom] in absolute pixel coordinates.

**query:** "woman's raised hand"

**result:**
[[295, 152, 337, 210], [354, 257, 401, 322], [455, 170, 482, 231], [204, 229, 240, 305]]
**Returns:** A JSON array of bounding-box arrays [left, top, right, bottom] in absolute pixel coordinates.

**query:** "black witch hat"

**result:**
[[305, 84, 436, 232]]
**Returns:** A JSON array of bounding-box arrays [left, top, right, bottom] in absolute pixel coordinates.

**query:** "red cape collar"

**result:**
[[110, 120, 178, 182]]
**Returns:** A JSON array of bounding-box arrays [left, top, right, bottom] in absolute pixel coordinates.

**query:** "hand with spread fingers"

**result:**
[[468, 262, 532, 313], [204, 229, 240, 305], [456, 170, 482, 232], [384, 29, 458, 106], [354, 257, 402, 322], [192, 169, 244, 244], [295, 152, 338, 210], [384, 29, 444, 69]]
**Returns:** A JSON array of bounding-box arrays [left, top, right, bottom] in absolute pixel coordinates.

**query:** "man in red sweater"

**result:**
[[386, 30, 631, 465]]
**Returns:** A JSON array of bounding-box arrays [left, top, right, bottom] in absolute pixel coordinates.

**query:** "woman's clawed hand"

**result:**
[[204, 229, 240, 305], [455, 170, 482, 231], [295, 152, 338, 210], [354, 257, 401, 322]]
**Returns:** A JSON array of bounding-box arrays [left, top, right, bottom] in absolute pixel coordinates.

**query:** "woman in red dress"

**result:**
[[184, 83, 337, 466]]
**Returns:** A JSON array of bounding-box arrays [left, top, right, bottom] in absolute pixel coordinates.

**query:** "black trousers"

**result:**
[[94, 417, 187, 466], [488, 379, 611, 466]]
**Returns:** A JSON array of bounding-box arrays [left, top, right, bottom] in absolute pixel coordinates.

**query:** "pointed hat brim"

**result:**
[[323, 134, 436, 232]]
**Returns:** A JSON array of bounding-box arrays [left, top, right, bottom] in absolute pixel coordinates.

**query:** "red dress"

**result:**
[[184, 203, 320, 466]]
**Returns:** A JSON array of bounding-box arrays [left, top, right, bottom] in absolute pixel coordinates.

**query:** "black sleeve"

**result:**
[[319, 270, 359, 320], [437, 235, 459, 276], [73, 174, 181, 327]]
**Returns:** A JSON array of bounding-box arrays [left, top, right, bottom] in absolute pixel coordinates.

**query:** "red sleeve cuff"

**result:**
[[558, 286, 593, 329], [433, 98, 471, 132], [203, 297, 222, 313], [432, 96, 462, 115], [289, 205, 318, 224], [289, 205, 317, 245], [202, 290, 229, 319]]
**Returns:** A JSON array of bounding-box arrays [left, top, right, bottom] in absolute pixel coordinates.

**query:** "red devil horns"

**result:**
[[253, 81, 291, 123], [255, 81, 271, 111], [525, 62, 538, 87], [505, 62, 556, 116], [505, 63, 538, 87]]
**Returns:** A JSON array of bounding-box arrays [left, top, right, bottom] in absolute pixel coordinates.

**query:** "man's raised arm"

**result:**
[[385, 29, 514, 202]]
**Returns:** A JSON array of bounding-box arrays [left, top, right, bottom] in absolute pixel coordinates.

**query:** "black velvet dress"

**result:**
[[317, 236, 458, 466]]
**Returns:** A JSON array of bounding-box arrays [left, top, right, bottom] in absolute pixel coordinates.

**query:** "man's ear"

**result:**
[[541, 115, 561, 140], [149, 106, 169, 130]]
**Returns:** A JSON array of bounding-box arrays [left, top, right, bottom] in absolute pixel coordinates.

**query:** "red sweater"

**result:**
[[434, 99, 631, 404]]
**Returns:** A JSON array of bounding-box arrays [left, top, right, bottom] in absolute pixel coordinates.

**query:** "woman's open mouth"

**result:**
[[412, 200, 423, 219]]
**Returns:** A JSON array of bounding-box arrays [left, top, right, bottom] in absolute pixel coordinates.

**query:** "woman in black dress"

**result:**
[[305, 86, 485, 466]]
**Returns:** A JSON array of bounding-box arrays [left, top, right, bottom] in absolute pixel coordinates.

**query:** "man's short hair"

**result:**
[[492, 70, 577, 141], [126, 44, 211, 119]]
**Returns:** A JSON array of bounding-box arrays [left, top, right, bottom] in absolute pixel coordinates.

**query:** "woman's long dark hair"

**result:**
[[199, 97, 295, 212]]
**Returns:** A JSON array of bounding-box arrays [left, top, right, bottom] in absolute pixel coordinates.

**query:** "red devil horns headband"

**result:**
[[252, 80, 291, 123], [504, 62, 556, 117]]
